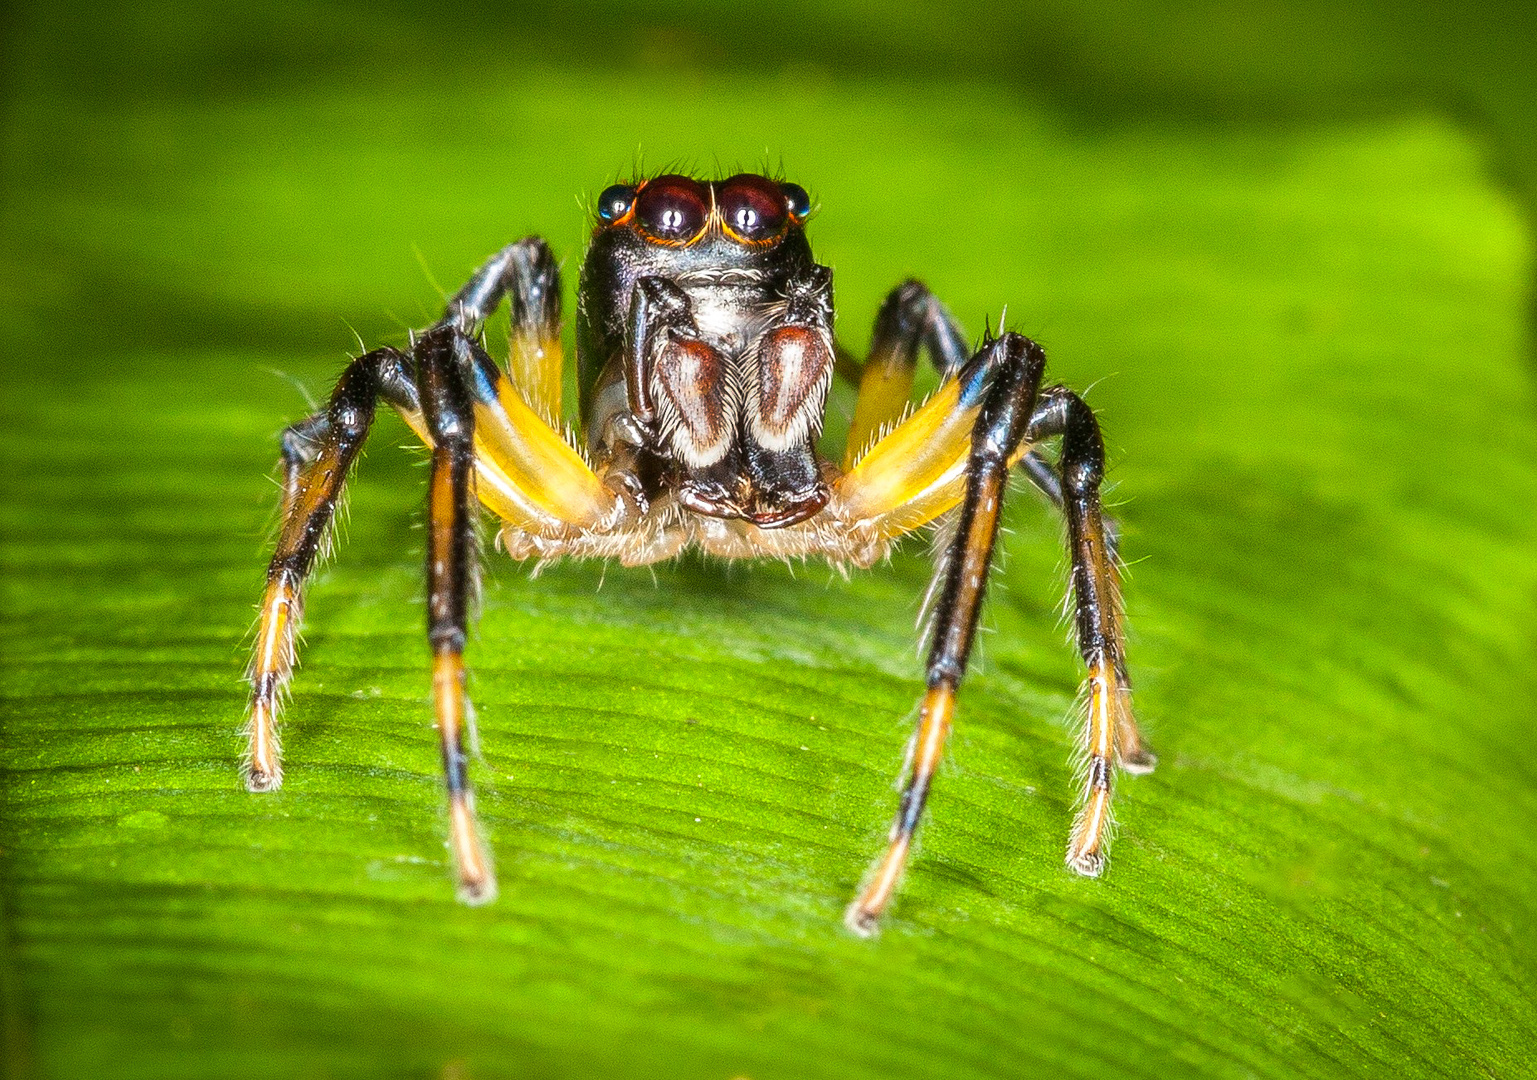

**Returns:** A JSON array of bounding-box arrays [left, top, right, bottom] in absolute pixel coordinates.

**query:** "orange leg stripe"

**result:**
[[429, 456, 457, 566], [246, 578, 299, 792], [1066, 656, 1117, 876], [915, 684, 955, 773], [286, 446, 348, 527], [432, 650, 496, 904], [846, 834, 913, 938], [449, 794, 495, 903], [247, 700, 280, 792], [431, 650, 464, 731], [846, 683, 955, 936]]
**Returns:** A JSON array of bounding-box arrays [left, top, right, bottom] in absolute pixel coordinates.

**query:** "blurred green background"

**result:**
[[3, 2, 1536, 1078]]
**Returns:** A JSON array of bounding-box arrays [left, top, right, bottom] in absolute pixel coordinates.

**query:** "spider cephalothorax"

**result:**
[[579, 173, 832, 528], [243, 171, 1156, 935]]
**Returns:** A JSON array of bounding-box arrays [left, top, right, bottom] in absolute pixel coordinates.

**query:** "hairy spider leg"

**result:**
[[376, 316, 610, 905], [394, 336, 619, 539], [396, 244, 619, 538], [248, 240, 623, 903], [401, 274, 620, 902], [843, 332, 1044, 936], [246, 347, 418, 792], [833, 332, 1155, 931], [839, 279, 1072, 517], [834, 324, 1039, 542], [1025, 386, 1156, 876], [415, 326, 497, 902]]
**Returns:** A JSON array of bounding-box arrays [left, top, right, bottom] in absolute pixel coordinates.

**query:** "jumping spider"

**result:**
[[245, 172, 1156, 935]]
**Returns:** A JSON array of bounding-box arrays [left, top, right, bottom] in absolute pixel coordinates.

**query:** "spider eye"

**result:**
[[597, 184, 636, 222], [718, 174, 789, 243], [780, 182, 812, 222], [635, 175, 709, 242]]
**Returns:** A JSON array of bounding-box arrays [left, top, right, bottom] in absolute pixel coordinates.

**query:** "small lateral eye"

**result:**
[[719, 174, 789, 242], [634, 175, 710, 242], [780, 182, 812, 221], [597, 184, 636, 222]]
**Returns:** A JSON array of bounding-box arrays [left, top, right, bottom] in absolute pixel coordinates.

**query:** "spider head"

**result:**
[[595, 174, 812, 248], [578, 172, 830, 529]]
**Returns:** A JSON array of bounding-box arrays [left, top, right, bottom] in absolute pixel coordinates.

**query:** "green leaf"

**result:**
[[4, 49, 1536, 1080]]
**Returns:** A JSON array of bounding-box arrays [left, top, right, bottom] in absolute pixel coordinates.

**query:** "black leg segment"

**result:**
[[442, 237, 564, 419]]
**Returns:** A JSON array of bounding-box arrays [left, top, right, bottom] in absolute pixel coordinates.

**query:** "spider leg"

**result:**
[[1025, 385, 1156, 877], [841, 279, 969, 469], [245, 347, 418, 792], [404, 317, 637, 902], [845, 332, 1045, 936], [415, 325, 497, 903], [248, 242, 620, 902], [832, 341, 1005, 537], [444, 237, 564, 421], [839, 280, 1069, 515], [401, 335, 620, 538], [393, 263, 623, 539], [392, 317, 630, 902]]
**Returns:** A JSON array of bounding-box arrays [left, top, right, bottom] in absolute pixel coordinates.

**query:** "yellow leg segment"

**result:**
[[837, 379, 972, 523], [1052, 394, 1153, 874], [399, 364, 619, 539], [510, 324, 563, 426], [841, 279, 970, 470], [247, 577, 297, 790], [843, 345, 918, 470], [247, 425, 367, 793], [1066, 655, 1119, 875], [835, 376, 1037, 541]]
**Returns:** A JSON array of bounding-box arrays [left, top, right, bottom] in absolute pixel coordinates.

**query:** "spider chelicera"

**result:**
[[244, 172, 1156, 935]]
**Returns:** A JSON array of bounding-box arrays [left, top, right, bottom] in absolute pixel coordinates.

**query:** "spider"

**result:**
[[244, 172, 1156, 935]]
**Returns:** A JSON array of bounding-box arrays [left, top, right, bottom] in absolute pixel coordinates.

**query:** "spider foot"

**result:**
[[449, 794, 498, 906], [1065, 843, 1107, 878], [245, 764, 283, 793]]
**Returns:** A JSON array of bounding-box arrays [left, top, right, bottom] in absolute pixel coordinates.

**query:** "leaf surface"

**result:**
[[2, 63, 1535, 1080]]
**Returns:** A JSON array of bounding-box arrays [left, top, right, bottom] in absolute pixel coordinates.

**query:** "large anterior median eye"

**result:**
[[718, 174, 790, 243], [635, 175, 710, 243]]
